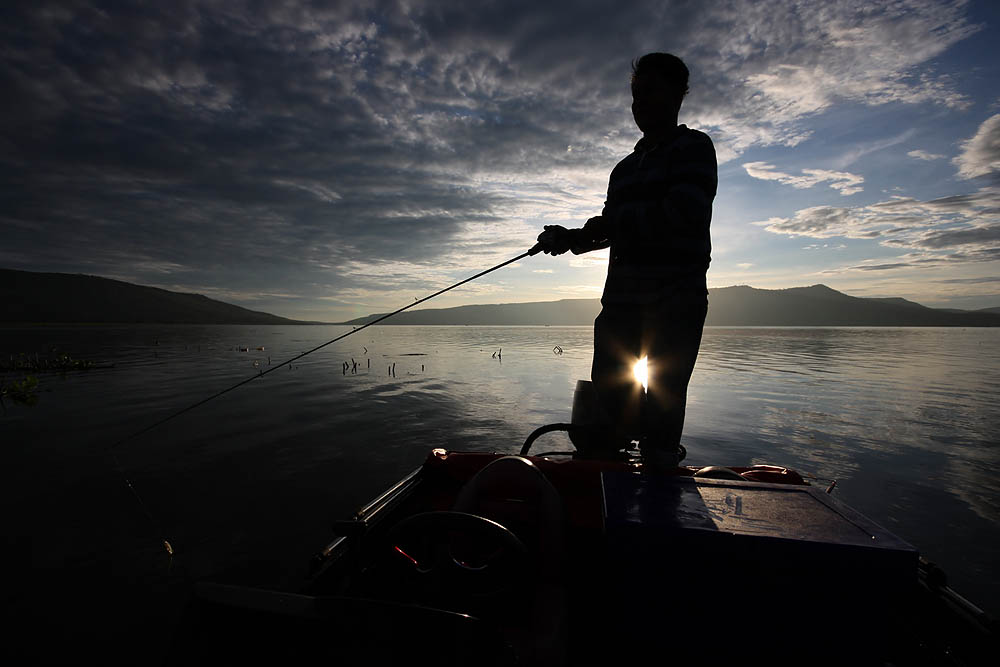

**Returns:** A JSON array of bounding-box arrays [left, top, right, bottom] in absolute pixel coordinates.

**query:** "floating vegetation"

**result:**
[[1, 375, 40, 407], [1, 352, 101, 374]]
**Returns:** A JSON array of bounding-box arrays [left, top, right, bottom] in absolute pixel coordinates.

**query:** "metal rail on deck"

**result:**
[[313, 466, 424, 564], [356, 466, 424, 521]]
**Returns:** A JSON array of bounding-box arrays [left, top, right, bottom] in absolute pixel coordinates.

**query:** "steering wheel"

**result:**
[[386, 511, 529, 597]]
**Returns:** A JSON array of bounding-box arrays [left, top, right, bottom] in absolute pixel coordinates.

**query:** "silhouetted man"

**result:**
[[535, 53, 716, 466]]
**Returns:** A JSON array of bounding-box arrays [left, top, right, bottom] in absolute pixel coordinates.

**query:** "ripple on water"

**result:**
[[4, 324, 999, 620]]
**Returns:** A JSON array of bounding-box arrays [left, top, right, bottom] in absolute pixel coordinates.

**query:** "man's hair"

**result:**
[[631, 52, 689, 101]]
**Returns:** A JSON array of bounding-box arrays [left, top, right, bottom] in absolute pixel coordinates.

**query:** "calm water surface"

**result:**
[[3, 324, 998, 662]]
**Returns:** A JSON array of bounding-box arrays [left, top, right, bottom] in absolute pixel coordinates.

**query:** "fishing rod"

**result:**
[[110, 244, 542, 452], [109, 243, 544, 553]]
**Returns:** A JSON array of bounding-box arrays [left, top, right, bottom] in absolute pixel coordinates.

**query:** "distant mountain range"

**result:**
[[342, 284, 1000, 327], [0, 268, 303, 324], [3, 267, 999, 326]]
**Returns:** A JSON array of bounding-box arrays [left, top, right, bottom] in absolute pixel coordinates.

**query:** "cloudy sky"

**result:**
[[3, 0, 999, 321]]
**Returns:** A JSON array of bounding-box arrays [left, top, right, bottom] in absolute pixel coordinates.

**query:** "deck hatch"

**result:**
[[601, 471, 917, 590]]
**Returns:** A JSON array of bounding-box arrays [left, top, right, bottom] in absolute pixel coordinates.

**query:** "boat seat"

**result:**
[[453, 455, 566, 571], [452, 455, 568, 666]]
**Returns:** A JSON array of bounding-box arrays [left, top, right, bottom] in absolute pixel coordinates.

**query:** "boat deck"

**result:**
[[176, 450, 995, 666]]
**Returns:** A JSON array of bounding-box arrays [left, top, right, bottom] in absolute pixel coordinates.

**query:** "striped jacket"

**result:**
[[576, 125, 717, 306]]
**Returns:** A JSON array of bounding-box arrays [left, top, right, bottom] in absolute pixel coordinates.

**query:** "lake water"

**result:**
[[3, 324, 999, 662]]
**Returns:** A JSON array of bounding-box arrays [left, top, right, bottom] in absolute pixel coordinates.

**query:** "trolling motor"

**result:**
[[519, 380, 633, 459], [568, 380, 630, 458], [521, 375, 687, 465]]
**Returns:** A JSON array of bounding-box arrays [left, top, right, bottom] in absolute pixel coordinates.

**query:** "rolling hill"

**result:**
[[0, 268, 306, 324], [4, 267, 998, 326]]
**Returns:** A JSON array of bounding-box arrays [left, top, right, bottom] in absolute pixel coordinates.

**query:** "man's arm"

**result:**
[[535, 216, 611, 256], [572, 216, 612, 253]]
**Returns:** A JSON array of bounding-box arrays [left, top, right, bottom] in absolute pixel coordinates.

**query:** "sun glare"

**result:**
[[633, 356, 648, 391]]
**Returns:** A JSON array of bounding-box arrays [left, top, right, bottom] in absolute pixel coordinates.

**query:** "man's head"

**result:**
[[630, 53, 689, 137]]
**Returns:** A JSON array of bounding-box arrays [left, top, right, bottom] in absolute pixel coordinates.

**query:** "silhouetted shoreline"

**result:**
[[340, 285, 1000, 327], [4, 268, 999, 327]]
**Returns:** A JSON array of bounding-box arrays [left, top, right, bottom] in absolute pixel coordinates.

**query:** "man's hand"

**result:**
[[535, 225, 574, 255]]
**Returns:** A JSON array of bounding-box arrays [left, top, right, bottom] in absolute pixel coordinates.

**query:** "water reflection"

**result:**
[[2, 324, 998, 639], [685, 326, 1000, 617]]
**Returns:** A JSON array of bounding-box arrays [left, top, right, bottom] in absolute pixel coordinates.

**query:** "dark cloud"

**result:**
[[758, 185, 1000, 275], [916, 224, 1000, 249], [0, 0, 982, 317], [853, 263, 910, 271], [924, 192, 999, 210], [939, 276, 1000, 284], [1, 1, 545, 302]]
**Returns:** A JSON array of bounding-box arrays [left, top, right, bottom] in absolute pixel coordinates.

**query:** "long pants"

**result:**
[[590, 292, 707, 453]]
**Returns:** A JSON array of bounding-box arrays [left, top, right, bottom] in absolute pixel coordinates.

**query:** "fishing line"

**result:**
[[108, 244, 542, 553]]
